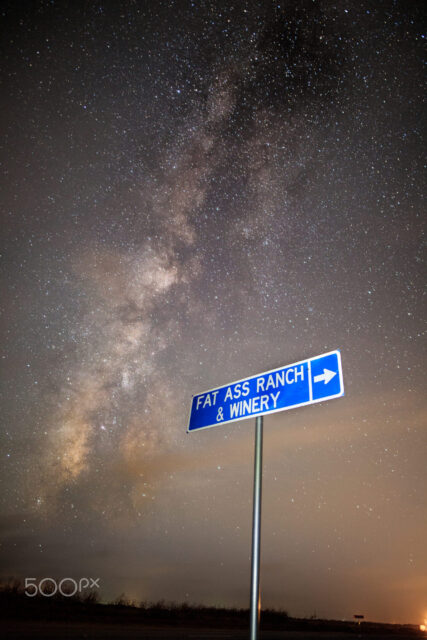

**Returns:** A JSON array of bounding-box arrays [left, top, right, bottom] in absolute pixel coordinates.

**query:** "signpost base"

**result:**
[[250, 415, 263, 640]]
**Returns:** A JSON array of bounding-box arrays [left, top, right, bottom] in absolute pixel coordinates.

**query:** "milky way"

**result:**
[[1, 0, 425, 625]]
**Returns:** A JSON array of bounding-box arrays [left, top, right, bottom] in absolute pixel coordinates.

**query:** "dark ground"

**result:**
[[1, 619, 426, 640], [1, 619, 425, 640], [0, 586, 424, 640]]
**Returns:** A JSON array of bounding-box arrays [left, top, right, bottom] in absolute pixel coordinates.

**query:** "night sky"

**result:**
[[1, 0, 426, 626]]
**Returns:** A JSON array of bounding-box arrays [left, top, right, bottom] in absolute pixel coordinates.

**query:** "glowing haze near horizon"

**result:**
[[1, 0, 425, 626]]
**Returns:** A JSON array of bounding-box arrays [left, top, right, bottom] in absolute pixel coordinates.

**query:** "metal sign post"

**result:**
[[187, 350, 344, 638], [250, 415, 263, 640]]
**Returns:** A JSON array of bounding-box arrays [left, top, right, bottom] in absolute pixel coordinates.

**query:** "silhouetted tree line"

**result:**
[[0, 578, 423, 636]]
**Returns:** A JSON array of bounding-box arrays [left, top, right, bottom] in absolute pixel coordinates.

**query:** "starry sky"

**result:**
[[1, 0, 426, 626]]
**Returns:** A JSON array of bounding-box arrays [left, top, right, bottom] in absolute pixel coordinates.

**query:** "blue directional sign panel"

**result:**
[[187, 350, 344, 432]]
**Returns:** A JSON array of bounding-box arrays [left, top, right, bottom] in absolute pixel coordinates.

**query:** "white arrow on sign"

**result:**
[[313, 368, 337, 385]]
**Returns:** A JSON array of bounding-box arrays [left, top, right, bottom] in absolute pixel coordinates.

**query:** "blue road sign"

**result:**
[[187, 350, 344, 432]]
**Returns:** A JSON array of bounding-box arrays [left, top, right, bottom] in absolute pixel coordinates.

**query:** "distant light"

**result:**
[[420, 624, 426, 631]]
